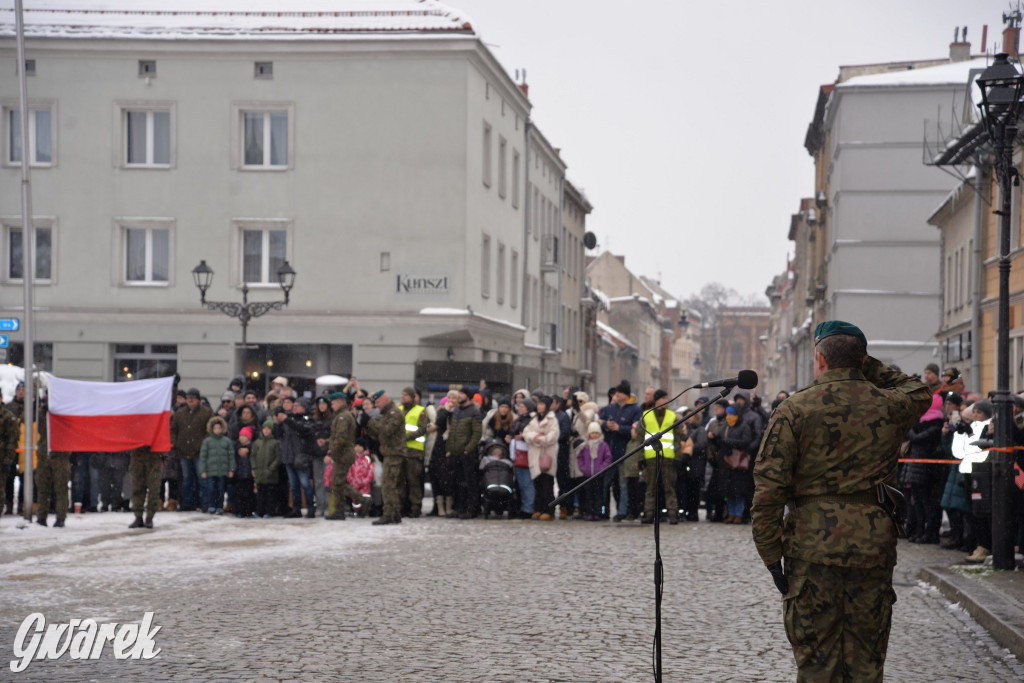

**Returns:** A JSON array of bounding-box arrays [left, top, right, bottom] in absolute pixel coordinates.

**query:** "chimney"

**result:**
[[949, 25, 970, 62], [518, 82, 529, 98], [1004, 23, 1020, 61]]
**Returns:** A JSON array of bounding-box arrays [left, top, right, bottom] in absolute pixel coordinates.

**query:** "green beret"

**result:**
[[370, 389, 386, 402], [814, 320, 867, 346], [329, 391, 347, 402]]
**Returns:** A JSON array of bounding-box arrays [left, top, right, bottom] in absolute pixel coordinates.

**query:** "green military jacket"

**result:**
[[0, 403, 17, 467], [328, 408, 357, 463], [367, 401, 407, 458], [751, 356, 931, 569]]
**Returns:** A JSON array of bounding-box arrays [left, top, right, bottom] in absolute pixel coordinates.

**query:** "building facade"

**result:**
[[0, 1, 590, 400]]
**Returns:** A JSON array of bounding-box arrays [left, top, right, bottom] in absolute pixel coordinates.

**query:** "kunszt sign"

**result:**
[[395, 274, 450, 296]]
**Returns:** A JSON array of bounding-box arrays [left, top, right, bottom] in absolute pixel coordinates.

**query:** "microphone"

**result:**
[[693, 370, 758, 391]]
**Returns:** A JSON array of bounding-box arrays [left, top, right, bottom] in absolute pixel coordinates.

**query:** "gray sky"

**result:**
[[453, 0, 1009, 302]]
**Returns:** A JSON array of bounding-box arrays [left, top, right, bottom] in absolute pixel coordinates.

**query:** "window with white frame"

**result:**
[[4, 103, 55, 166], [497, 241, 506, 304], [510, 249, 519, 309], [482, 121, 492, 187], [118, 103, 173, 167], [239, 222, 289, 285], [512, 150, 520, 209], [3, 219, 54, 283], [114, 218, 173, 286], [232, 103, 293, 169], [498, 137, 507, 199], [481, 233, 491, 298]]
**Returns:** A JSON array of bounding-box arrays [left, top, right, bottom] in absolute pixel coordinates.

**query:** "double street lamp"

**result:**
[[976, 53, 1024, 571], [191, 259, 297, 384]]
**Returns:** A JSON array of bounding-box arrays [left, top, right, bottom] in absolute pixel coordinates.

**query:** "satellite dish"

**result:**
[[583, 232, 597, 250]]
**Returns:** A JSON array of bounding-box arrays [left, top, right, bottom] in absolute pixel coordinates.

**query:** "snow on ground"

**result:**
[[0, 510, 424, 613]]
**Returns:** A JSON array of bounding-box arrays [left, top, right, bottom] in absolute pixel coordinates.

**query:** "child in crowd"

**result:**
[[347, 439, 375, 516], [252, 419, 281, 519], [233, 426, 256, 518], [199, 416, 235, 515], [576, 422, 612, 520]]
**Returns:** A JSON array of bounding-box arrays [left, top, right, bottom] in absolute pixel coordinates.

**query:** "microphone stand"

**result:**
[[551, 386, 729, 682]]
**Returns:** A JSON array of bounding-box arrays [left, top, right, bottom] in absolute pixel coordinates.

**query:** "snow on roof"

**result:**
[[596, 320, 636, 350], [419, 307, 525, 331], [0, 1, 476, 41], [837, 57, 988, 89]]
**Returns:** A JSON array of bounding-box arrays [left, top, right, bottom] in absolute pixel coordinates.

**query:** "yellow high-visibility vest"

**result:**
[[403, 404, 426, 451], [642, 410, 676, 460]]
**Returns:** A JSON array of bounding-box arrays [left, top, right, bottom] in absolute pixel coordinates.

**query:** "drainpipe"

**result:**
[[521, 122, 531, 330], [557, 174, 565, 359], [970, 165, 984, 389]]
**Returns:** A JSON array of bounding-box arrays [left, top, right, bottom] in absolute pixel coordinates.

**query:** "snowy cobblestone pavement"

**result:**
[[1, 509, 1022, 681]]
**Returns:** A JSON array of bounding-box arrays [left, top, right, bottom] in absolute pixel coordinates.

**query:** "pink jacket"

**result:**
[[347, 455, 374, 496]]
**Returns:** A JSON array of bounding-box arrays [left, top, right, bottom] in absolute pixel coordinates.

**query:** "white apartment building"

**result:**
[[0, 1, 588, 399]]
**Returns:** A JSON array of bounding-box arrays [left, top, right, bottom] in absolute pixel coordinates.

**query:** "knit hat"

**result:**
[[262, 418, 275, 430], [574, 391, 590, 404], [522, 397, 537, 413], [587, 421, 602, 435], [239, 426, 255, 441], [920, 394, 944, 422], [613, 380, 631, 396], [925, 363, 941, 376], [402, 386, 416, 399], [943, 392, 963, 406]]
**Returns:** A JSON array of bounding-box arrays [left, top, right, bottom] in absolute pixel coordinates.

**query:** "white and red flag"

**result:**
[[48, 376, 174, 452]]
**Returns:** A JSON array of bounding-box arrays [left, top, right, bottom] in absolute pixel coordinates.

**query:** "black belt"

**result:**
[[795, 491, 877, 507]]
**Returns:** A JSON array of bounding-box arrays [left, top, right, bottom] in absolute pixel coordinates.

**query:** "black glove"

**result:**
[[767, 561, 788, 596]]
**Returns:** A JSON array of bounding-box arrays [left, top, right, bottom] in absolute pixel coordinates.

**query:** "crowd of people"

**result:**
[[2, 363, 1022, 555]]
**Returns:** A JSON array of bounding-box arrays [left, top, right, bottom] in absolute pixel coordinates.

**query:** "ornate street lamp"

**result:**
[[976, 53, 1024, 570], [191, 259, 297, 384]]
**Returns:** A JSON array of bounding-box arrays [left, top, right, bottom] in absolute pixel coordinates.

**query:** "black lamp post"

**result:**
[[192, 259, 297, 384], [976, 53, 1024, 570]]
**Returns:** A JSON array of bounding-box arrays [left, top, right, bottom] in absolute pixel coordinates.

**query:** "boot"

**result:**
[[304, 507, 316, 519], [436, 496, 447, 517], [965, 546, 990, 564], [36, 516, 47, 527], [144, 513, 154, 529], [372, 514, 399, 525], [128, 515, 145, 529], [165, 499, 177, 512], [559, 506, 569, 520], [53, 518, 65, 528]]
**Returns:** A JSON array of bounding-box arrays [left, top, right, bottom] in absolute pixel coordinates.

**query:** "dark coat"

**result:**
[[278, 414, 314, 469], [900, 418, 944, 487], [719, 418, 754, 501]]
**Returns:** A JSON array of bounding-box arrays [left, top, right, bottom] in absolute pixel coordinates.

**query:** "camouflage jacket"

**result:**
[[0, 403, 18, 467], [328, 408, 357, 463], [751, 356, 931, 569], [367, 401, 407, 458]]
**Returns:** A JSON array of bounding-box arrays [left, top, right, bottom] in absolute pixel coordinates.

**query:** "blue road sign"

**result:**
[[0, 318, 18, 331], [0, 335, 7, 348]]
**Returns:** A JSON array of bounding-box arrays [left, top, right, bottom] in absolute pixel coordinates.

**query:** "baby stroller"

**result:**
[[480, 440, 515, 519]]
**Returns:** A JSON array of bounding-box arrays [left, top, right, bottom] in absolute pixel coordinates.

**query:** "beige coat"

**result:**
[[522, 411, 559, 479]]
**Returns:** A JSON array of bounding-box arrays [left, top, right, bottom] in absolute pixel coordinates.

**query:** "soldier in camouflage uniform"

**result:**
[[366, 390, 407, 525], [751, 320, 931, 682], [399, 386, 429, 517], [0, 402, 17, 520], [325, 392, 366, 520], [33, 403, 72, 527], [129, 446, 166, 529]]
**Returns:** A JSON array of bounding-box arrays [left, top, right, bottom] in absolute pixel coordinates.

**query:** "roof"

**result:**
[[836, 57, 989, 89], [0, 1, 476, 41]]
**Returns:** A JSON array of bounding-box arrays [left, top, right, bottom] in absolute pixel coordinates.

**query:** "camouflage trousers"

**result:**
[[130, 453, 164, 518], [642, 458, 678, 518], [401, 455, 424, 512], [0, 463, 9, 515], [381, 454, 405, 517], [783, 558, 896, 683], [329, 454, 367, 515], [36, 452, 71, 521]]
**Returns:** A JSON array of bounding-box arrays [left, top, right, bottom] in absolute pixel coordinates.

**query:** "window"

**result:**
[[255, 62, 273, 79], [498, 137, 507, 199], [114, 218, 173, 286], [125, 227, 170, 283], [232, 102, 294, 170], [234, 220, 290, 285], [481, 233, 491, 298], [3, 219, 54, 283], [512, 150, 520, 209], [21, 60, 35, 76], [482, 121, 492, 187], [510, 249, 519, 309], [113, 343, 177, 382], [138, 60, 157, 78], [497, 242, 506, 304], [117, 103, 174, 167], [380, 252, 390, 272], [4, 103, 55, 166]]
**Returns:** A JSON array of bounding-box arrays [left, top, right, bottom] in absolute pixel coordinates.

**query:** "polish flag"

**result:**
[[48, 376, 174, 452]]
